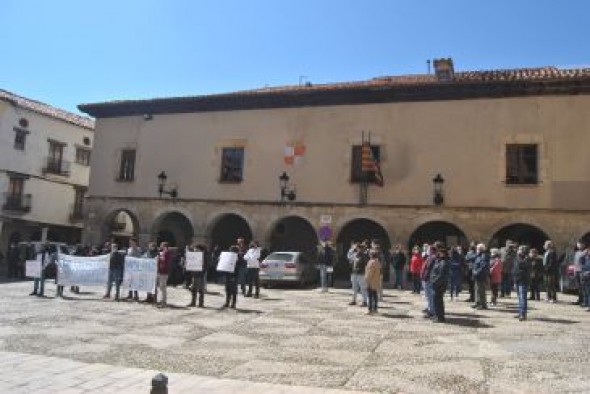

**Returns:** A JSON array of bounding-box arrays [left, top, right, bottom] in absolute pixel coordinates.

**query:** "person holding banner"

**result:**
[[104, 243, 125, 301], [142, 242, 159, 304], [236, 238, 248, 296], [245, 241, 261, 298], [157, 242, 171, 308], [29, 243, 46, 296], [126, 238, 142, 301], [186, 244, 208, 307]]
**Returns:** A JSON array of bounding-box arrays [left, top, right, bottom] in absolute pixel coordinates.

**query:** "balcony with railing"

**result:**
[[42, 157, 71, 176], [2, 193, 32, 213]]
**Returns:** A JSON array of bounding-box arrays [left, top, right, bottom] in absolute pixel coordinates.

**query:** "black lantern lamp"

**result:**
[[157, 171, 178, 198], [433, 173, 444, 206], [279, 172, 296, 202]]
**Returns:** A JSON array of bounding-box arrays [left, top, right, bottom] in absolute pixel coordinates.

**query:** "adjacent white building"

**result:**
[[0, 89, 94, 272]]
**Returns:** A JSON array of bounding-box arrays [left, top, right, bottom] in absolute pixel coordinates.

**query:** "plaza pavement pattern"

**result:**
[[0, 281, 588, 393]]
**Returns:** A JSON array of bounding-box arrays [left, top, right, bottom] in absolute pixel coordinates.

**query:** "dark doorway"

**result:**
[[152, 212, 194, 248], [489, 223, 549, 251], [580, 232, 590, 246], [209, 214, 252, 251], [269, 216, 319, 259], [408, 221, 468, 250], [336, 219, 390, 280]]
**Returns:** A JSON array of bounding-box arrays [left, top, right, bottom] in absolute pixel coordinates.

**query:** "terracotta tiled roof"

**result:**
[[79, 65, 590, 118], [0, 89, 94, 130], [240, 66, 590, 94]]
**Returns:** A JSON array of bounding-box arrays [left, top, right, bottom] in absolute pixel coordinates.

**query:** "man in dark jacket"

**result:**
[[529, 248, 544, 301], [430, 244, 450, 323], [513, 245, 531, 321], [543, 240, 559, 303], [224, 245, 240, 309], [157, 242, 171, 307], [472, 243, 489, 310], [500, 241, 516, 297], [104, 243, 124, 301], [464, 243, 477, 302], [391, 244, 407, 290]]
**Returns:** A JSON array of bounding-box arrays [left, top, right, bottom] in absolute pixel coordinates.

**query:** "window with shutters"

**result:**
[[506, 144, 538, 185], [118, 149, 136, 181], [220, 147, 244, 183]]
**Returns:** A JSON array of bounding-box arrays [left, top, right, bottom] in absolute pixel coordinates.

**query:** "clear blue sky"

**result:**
[[1, 0, 589, 114]]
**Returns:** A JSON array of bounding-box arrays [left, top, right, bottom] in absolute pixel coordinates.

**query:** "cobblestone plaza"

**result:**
[[0, 281, 588, 393]]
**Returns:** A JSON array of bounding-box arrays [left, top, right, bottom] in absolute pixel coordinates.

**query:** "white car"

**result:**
[[259, 252, 317, 287]]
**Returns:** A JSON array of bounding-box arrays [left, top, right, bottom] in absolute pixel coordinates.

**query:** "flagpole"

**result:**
[[360, 130, 366, 206]]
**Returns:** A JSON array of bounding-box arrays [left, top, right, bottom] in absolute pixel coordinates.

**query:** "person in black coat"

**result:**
[[513, 245, 531, 321], [529, 248, 544, 301], [429, 244, 450, 323], [543, 241, 559, 303], [104, 243, 124, 301]]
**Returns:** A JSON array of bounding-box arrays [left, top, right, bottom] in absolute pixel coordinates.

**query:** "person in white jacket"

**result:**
[[245, 241, 262, 298]]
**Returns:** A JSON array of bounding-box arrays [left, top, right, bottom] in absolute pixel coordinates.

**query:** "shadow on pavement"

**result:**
[[444, 317, 494, 328], [532, 317, 580, 324], [446, 312, 489, 319], [236, 308, 264, 314], [379, 313, 413, 319], [259, 297, 284, 301]]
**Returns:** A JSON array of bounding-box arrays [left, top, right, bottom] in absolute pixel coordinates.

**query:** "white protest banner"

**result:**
[[185, 251, 204, 272], [217, 251, 237, 273], [57, 254, 110, 286], [25, 255, 42, 278], [122, 256, 157, 292]]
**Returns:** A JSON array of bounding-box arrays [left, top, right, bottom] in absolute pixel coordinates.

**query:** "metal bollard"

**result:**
[[151, 373, 168, 394]]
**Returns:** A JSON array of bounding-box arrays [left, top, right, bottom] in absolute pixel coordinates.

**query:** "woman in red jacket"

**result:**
[[409, 246, 424, 294], [489, 248, 503, 306]]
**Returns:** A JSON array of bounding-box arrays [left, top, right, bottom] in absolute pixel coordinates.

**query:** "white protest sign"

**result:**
[[57, 254, 110, 286], [245, 248, 261, 269], [25, 255, 42, 278], [185, 251, 204, 272], [217, 252, 237, 273], [122, 256, 157, 292]]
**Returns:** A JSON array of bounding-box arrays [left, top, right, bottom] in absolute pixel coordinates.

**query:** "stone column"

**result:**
[[41, 227, 48, 242]]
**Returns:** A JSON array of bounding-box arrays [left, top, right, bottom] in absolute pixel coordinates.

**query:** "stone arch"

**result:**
[[151, 211, 195, 248], [103, 208, 141, 247], [408, 221, 468, 250], [267, 215, 319, 259], [489, 223, 549, 251], [335, 218, 391, 280], [207, 213, 253, 251]]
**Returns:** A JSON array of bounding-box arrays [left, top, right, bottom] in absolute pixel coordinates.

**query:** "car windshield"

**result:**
[[265, 253, 295, 262]]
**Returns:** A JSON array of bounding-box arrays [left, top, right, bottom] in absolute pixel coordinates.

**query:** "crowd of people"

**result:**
[[23, 237, 267, 310], [345, 238, 590, 322], [11, 234, 590, 322]]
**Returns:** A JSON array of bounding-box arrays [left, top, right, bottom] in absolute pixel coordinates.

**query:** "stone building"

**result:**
[[79, 59, 590, 277], [0, 90, 94, 271]]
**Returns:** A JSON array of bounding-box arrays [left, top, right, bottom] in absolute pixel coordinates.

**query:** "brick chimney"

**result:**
[[433, 58, 455, 82]]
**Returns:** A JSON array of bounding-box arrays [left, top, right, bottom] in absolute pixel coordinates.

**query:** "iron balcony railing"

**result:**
[[42, 157, 71, 176], [2, 193, 32, 213]]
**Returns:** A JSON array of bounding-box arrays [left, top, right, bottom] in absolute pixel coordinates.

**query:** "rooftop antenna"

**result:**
[[427, 59, 431, 74], [299, 75, 308, 86]]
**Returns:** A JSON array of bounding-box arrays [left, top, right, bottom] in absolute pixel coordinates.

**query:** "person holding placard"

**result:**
[[187, 244, 208, 307], [220, 246, 239, 309], [236, 238, 248, 296], [104, 243, 125, 301], [30, 243, 48, 297], [142, 242, 159, 303], [245, 241, 261, 298]]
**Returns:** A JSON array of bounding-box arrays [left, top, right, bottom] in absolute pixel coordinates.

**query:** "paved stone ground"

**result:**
[[0, 280, 588, 393]]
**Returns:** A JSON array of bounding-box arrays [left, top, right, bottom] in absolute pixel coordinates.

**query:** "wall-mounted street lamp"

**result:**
[[279, 172, 296, 202], [157, 171, 178, 198], [433, 173, 444, 206]]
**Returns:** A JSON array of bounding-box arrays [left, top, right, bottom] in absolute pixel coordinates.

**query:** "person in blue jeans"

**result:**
[[318, 241, 334, 293], [513, 245, 531, 321], [30, 243, 51, 297]]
